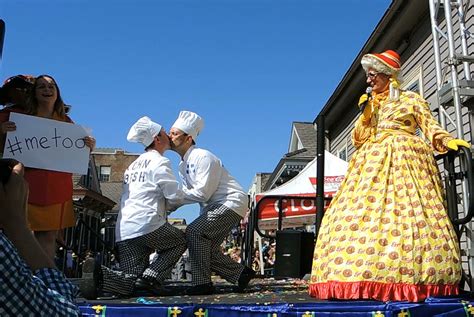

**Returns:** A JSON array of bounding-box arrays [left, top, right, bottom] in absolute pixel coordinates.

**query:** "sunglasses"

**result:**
[[366, 72, 379, 79]]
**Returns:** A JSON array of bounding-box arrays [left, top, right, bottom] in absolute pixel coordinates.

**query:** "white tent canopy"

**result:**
[[254, 150, 349, 230]]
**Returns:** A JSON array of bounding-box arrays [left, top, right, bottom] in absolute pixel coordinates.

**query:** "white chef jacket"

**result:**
[[178, 146, 248, 217], [116, 150, 183, 242]]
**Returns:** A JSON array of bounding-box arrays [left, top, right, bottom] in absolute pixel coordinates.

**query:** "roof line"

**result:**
[[315, 0, 404, 121]]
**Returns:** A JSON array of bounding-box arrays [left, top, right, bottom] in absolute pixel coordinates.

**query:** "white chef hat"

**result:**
[[171, 110, 204, 141], [127, 116, 162, 147]]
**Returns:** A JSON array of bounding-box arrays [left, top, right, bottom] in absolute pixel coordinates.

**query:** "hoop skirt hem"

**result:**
[[309, 281, 459, 302]]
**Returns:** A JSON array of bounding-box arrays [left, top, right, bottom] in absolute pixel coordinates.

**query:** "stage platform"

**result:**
[[77, 277, 474, 316]]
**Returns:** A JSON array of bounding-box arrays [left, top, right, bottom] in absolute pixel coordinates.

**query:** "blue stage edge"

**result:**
[[79, 296, 474, 316]]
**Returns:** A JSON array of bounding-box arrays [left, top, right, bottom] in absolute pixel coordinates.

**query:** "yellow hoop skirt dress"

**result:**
[[309, 90, 461, 302]]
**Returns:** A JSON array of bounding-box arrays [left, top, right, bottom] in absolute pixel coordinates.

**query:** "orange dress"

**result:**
[[0, 107, 75, 231], [309, 90, 461, 302]]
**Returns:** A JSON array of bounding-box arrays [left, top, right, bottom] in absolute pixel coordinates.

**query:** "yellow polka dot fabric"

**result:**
[[309, 90, 461, 302]]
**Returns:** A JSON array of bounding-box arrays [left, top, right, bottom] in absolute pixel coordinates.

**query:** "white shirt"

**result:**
[[178, 146, 248, 217], [116, 150, 183, 242]]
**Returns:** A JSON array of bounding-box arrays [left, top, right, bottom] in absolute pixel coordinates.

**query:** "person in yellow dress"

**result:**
[[309, 49, 470, 302]]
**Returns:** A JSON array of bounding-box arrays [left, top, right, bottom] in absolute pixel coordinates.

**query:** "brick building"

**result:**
[[90, 148, 139, 247], [93, 148, 139, 184]]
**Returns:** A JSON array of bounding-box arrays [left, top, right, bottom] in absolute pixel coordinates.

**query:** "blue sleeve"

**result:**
[[0, 232, 80, 316]]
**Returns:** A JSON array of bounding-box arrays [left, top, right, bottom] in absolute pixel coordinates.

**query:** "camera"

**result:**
[[0, 159, 19, 185]]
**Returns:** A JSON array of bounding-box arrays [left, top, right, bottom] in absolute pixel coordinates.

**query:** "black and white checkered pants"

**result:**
[[186, 203, 244, 286], [101, 222, 186, 296]]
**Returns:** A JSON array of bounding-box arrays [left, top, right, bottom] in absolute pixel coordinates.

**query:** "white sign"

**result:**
[[3, 113, 91, 174]]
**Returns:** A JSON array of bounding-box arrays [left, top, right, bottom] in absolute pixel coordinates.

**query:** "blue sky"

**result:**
[[0, 0, 391, 222]]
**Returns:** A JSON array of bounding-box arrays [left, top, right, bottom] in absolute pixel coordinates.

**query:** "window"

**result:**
[[401, 64, 425, 138], [405, 81, 420, 93], [338, 147, 347, 161], [401, 64, 424, 96], [99, 166, 111, 182]]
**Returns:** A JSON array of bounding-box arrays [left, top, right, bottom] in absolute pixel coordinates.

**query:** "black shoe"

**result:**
[[184, 282, 214, 296], [134, 276, 161, 291], [79, 257, 101, 300], [134, 277, 175, 296], [237, 266, 256, 292]]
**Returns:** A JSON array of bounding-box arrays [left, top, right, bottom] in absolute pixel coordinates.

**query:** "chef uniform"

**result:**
[[101, 117, 186, 296], [171, 111, 252, 292]]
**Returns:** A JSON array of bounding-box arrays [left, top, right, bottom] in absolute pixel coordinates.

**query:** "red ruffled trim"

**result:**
[[309, 281, 459, 302]]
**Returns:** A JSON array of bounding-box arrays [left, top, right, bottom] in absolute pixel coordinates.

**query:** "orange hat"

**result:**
[[361, 49, 401, 75]]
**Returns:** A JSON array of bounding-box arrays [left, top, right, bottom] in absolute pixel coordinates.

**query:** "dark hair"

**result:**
[[145, 132, 160, 151], [0, 75, 34, 106], [26, 75, 67, 118], [183, 132, 195, 145]]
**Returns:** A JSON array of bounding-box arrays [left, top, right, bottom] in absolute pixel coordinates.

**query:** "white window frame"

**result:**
[[401, 64, 424, 97], [99, 165, 111, 182], [402, 64, 426, 138], [338, 146, 347, 162]]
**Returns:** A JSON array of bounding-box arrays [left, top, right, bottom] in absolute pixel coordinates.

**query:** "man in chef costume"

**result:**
[[80, 116, 187, 299], [169, 110, 255, 295]]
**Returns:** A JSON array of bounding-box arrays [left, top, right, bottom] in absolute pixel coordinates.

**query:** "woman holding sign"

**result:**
[[0, 75, 95, 261]]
